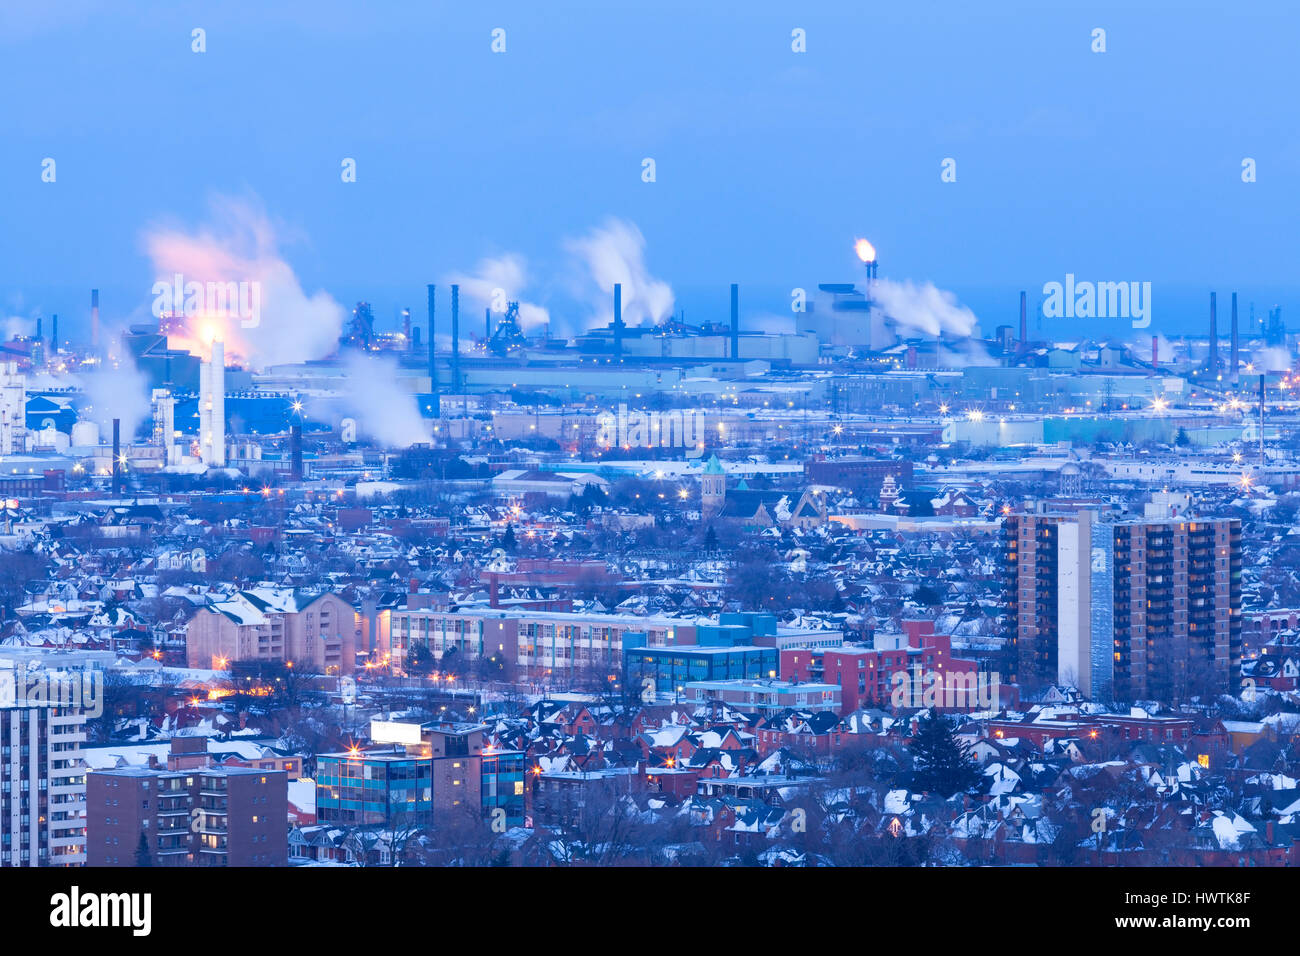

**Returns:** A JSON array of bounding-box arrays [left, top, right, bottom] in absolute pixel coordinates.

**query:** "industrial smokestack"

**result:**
[[35, 316, 42, 342], [451, 284, 461, 391], [1018, 291, 1027, 351], [613, 283, 624, 359], [1231, 292, 1240, 386], [730, 283, 739, 360], [485, 307, 491, 342], [51, 315, 57, 355], [402, 308, 411, 350], [1209, 292, 1219, 374], [426, 285, 436, 384], [112, 418, 121, 495], [1152, 336, 1159, 374], [290, 424, 303, 480], [426, 284, 439, 416], [91, 289, 100, 351]]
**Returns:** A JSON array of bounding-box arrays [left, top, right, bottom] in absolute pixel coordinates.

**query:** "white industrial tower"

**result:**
[[0, 363, 27, 456], [151, 388, 178, 465], [198, 341, 226, 467]]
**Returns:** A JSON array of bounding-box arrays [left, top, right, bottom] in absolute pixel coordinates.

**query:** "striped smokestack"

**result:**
[[613, 283, 624, 358], [730, 283, 739, 360], [1231, 292, 1240, 385], [1209, 292, 1219, 374], [451, 284, 460, 391], [427, 284, 439, 416], [1019, 291, 1027, 351]]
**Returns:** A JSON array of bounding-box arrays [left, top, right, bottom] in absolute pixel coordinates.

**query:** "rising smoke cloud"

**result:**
[[1255, 346, 1293, 374], [144, 198, 345, 368], [565, 218, 674, 329], [937, 340, 1000, 368], [337, 351, 432, 448], [869, 278, 978, 338], [445, 254, 550, 333], [76, 353, 152, 440], [2, 316, 34, 341]]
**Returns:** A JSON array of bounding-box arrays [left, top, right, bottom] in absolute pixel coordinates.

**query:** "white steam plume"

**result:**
[[938, 340, 1000, 368], [337, 351, 432, 448], [3, 316, 34, 341], [144, 198, 345, 368], [565, 218, 674, 329], [869, 278, 978, 338], [445, 254, 550, 333], [1255, 346, 1293, 373], [76, 353, 152, 440]]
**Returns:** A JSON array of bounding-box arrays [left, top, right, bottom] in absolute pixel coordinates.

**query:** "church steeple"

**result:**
[[701, 454, 726, 516], [878, 473, 900, 512]]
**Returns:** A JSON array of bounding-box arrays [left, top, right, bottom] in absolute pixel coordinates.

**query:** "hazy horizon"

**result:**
[[3, 0, 1298, 347]]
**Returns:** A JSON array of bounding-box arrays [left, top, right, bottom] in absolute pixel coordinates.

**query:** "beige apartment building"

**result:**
[[186, 588, 359, 675]]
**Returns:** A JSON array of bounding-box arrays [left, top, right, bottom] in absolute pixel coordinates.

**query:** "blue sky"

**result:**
[[2, 0, 1297, 342]]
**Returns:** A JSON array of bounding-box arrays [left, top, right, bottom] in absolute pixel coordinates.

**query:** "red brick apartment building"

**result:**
[[87, 764, 287, 866], [781, 620, 994, 713]]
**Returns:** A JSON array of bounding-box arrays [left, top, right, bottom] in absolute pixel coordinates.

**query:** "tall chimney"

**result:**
[[402, 308, 411, 350], [451, 284, 461, 391], [112, 418, 121, 495], [1151, 336, 1159, 374], [613, 283, 624, 359], [290, 424, 303, 480], [485, 307, 491, 342], [35, 316, 42, 342], [1208, 292, 1219, 374], [1018, 291, 1027, 351], [426, 284, 439, 416], [51, 314, 58, 355], [91, 289, 100, 351], [1231, 292, 1240, 386], [730, 283, 739, 360]]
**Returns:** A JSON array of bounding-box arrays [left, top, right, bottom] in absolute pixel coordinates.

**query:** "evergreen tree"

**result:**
[[912, 583, 944, 608], [405, 641, 435, 677], [135, 831, 152, 867], [909, 711, 980, 798], [502, 524, 517, 552], [703, 526, 718, 552]]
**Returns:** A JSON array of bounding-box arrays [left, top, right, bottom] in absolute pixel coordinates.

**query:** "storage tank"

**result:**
[[71, 420, 100, 447]]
